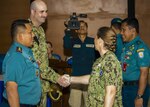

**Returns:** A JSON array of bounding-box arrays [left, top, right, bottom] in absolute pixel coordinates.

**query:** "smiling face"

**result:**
[[31, 1, 48, 26], [78, 22, 87, 35], [121, 22, 135, 42]]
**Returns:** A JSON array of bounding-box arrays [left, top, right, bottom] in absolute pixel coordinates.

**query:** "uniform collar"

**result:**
[[124, 35, 140, 48], [77, 36, 88, 43], [28, 18, 41, 29], [116, 33, 122, 37]]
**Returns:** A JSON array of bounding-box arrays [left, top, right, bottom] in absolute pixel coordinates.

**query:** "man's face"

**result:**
[[33, 3, 48, 25], [121, 23, 134, 42], [77, 22, 87, 36], [22, 24, 34, 47], [47, 43, 53, 55]]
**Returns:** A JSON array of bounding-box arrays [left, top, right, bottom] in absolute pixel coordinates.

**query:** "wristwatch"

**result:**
[[136, 94, 143, 99]]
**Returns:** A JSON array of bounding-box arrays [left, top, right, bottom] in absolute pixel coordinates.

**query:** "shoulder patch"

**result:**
[[99, 69, 103, 76], [138, 51, 144, 58], [16, 47, 22, 53]]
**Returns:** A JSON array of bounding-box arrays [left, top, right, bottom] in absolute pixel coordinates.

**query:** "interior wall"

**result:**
[[0, 0, 149, 60], [136, 0, 150, 46], [46, 0, 127, 60], [46, 0, 150, 60], [46, 14, 126, 60], [0, 0, 30, 53]]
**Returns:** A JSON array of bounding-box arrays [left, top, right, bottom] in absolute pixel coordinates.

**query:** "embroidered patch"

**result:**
[[127, 51, 132, 55], [138, 52, 144, 58], [73, 44, 81, 48], [86, 44, 94, 48], [137, 48, 144, 52], [99, 70, 103, 76], [129, 45, 134, 50]]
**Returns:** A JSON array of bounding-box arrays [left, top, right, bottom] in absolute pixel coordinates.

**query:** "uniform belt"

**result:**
[[2, 97, 36, 107], [123, 80, 139, 86], [20, 104, 36, 107]]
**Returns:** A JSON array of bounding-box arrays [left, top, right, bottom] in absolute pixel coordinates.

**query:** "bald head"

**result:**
[[30, 0, 48, 26], [30, 0, 46, 10]]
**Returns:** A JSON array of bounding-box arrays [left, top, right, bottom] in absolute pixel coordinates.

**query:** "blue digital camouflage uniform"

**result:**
[[2, 42, 41, 105], [87, 51, 123, 107], [29, 20, 60, 107], [121, 36, 150, 107]]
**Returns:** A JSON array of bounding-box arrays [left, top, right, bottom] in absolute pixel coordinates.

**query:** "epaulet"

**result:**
[[136, 40, 145, 52], [16, 47, 22, 53]]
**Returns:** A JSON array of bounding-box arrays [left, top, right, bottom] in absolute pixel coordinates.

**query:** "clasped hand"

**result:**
[[57, 74, 71, 87]]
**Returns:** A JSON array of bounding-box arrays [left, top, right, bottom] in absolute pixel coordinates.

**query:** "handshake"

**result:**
[[57, 74, 71, 87], [57, 74, 89, 87]]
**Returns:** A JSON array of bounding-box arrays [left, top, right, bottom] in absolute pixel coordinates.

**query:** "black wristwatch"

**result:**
[[136, 94, 143, 99]]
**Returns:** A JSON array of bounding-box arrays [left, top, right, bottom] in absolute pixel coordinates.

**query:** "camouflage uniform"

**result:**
[[87, 51, 123, 107], [30, 20, 60, 107]]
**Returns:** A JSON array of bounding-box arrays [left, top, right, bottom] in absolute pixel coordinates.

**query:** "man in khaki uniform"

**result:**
[[29, 0, 69, 107]]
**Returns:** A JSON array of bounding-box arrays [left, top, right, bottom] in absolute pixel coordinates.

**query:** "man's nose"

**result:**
[[43, 12, 48, 17]]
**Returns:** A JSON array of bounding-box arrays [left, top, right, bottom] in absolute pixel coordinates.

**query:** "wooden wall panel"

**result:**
[[0, 0, 30, 53], [46, 14, 126, 60], [136, 0, 150, 47]]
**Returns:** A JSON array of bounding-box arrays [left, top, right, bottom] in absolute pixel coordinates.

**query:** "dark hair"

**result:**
[[122, 17, 139, 33], [97, 27, 116, 52], [111, 23, 122, 30], [30, 0, 35, 4], [79, 20, 88, 28], [46, 41, 53, 47], [11, 19, 30, 40], [111, 18, 122, 30]]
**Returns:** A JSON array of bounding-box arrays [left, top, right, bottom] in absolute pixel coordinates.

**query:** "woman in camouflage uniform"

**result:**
[[69, 27, 123, 107]]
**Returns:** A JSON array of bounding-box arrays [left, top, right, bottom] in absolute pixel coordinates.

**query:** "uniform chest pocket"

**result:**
[[126, 50, 137, 65]]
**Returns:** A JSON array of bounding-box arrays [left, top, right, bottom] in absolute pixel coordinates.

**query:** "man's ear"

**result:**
[[17, 32, 24, 41], [131, 28, 136, 34], [31, 9, 35, 15]]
